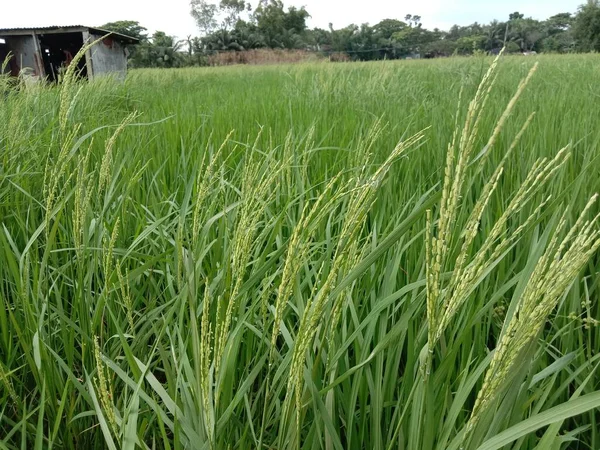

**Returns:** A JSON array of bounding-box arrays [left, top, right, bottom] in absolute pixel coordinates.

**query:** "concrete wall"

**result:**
[[2, 35, 43, 78], [89, 33, 128, 80]]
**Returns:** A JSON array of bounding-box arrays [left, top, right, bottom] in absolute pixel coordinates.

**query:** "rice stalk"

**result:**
[[268, 173, 341, 363], [103, 217, 120, 282], [464, 195, 600, 443], [116, 263, 135, 333], [200, 281, 215, 445], [0, 363, 17, 404], [73, 140, 94, 262], [213, 131, 282, 379], [424, 56, 543, 376], [192, 132, 231, 245], [93, 336, 118, 437], [283, 128, 427, 444], [98, 112, 138, 197]]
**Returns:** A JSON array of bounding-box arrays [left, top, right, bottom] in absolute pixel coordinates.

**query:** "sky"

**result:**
[[0, 0, 583, 41]]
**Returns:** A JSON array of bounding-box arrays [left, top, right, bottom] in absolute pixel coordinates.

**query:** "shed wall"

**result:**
[[2, 35, 43, 77], [89, 34, 128, 79]]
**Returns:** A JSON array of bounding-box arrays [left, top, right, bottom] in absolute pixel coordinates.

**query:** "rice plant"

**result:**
[[0, 52, 599, 450]]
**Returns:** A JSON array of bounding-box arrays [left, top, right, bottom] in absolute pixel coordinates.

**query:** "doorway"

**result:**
[[38, 32, 87, 81]]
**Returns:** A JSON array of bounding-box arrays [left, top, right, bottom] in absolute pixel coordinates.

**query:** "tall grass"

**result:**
[[1, 53, 599, 450]]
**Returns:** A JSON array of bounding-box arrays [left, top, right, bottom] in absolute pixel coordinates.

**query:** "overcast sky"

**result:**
[[0, 0, 583, 41]]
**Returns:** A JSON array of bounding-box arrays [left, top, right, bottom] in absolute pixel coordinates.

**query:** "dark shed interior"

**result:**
[[37, 32, 87, 81]]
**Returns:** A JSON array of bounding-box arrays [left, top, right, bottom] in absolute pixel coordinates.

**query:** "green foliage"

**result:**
[[422, 38, 457, 56], [509, 11, 525, 21], [392, 24, 437, 55], [129, 32, 187, 68], [574, 0, 600, 51], [509, 18, 545, 51], [504, 41, 521, 53], [455, 35, 487, 54], [541, 33, 575, 53], [200, 21, 266, 51], [109, 0, 600, 68], [191, 0, 252, 34], [100, 20, 149, 42], [190, 0, 219, 34], [546, 12, 575, 34], [253, 0, 310, 48], [220, 0, 252, 30], [374, 18, 408, 38]]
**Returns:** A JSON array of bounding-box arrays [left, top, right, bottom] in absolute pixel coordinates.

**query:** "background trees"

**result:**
[[100, 20, 149, 42], [574, 0, 600, 51], [102, 1, 600, 67], [253, 0, 310, 48], [101, 22, 190, 68]]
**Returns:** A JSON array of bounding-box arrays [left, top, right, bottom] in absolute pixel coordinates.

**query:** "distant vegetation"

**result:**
[[100, 0, 600, 67]]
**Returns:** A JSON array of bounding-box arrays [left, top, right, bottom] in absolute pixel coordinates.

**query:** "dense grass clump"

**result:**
[[1, 54, 600, 450]]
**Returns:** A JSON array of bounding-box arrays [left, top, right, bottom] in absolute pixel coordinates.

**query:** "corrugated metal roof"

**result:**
[[0, 25, 87, 31], [0, 25, 139, 43]]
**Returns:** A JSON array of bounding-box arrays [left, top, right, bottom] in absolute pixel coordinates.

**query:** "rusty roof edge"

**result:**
[[87, 27, 140, 44], [0, 25, 139, 44]]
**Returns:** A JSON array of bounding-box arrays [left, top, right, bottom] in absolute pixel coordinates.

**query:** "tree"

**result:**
[[541, 32, 575, 53], [352, 24, 378, 59], [190, 0, 219, 35], [509, 17, 544, 51], [329, 23, 359, 53], [306, 27, 332, 51], [253, 0, 309, 48], [100, 20, 148, 42], [546, 13, 574, 34], [574, 0, 600, 51], [186, 35, 193, 56], [132, 31, 185, 68], [446, 22, 485, 41], [446, 24, 465, 40], [183, 1, 600, 63], [373, 19, 407, 39], [233, 20, 266, 49], [393, 25, 435, 56], [509, 11, 525, 21], [540, 12, 574, 53], [423, 38, 457, 57], [483, 20, 506, 50], [220, 0, 252, 30], [504, 41, 521, 53], [191, 0, 251, 35], [404, 14, 422, 28], [152, 31, 181, 50], [282, 6, 310, 34], [369, 19, 407, 58], [455, 35, 486, 54]]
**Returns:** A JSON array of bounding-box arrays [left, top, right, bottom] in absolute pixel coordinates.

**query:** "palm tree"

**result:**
[[484, 20, 505, 50]]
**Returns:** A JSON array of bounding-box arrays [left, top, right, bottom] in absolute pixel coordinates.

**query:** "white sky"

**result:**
[[0, 0, 583, 41]]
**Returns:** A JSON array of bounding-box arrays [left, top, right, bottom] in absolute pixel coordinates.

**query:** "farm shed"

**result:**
[[0, 25, 138, 81]]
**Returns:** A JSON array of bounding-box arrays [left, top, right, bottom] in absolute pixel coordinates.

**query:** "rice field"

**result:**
[[1, 53, 600, 449]]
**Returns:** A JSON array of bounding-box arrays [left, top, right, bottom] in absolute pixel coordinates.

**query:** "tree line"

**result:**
[[101, 0, 600, 68]]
